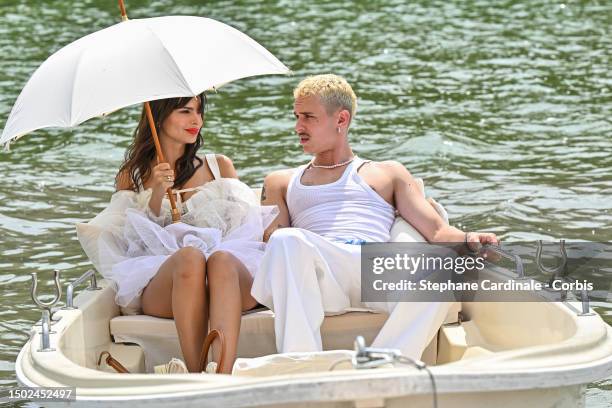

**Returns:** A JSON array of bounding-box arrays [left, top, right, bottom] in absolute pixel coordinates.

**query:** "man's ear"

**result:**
[[337, 109, 351, 129]]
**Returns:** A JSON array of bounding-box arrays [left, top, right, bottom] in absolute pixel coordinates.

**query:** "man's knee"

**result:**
[[268, 228, 307, 247]]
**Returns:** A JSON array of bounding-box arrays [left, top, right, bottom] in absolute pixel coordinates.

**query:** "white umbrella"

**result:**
[[0, 15, 289, 146], [1, 7, 289, 221]]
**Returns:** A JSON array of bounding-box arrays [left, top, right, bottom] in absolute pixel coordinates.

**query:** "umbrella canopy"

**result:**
[[1, 15, 289, 146]]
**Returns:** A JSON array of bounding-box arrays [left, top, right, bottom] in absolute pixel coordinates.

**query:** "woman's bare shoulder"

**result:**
[[215, 154, 238, 178]]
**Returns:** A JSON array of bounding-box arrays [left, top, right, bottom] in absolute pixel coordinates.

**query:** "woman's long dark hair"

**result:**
[[117, 93, 207, 191]]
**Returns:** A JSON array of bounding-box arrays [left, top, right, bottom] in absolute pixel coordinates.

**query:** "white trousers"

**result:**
[[251, 228, 451, 360]]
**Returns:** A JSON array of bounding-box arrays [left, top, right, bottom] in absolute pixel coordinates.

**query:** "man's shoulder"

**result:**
[[363, 159, 408, 176], [266, 168, 296, 179], [264, 168, 296, 188]]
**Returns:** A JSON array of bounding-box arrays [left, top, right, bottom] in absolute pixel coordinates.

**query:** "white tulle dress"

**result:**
[[76, 154, 277, 314]]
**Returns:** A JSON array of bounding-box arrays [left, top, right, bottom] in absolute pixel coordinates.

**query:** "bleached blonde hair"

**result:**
[[293, 74, 357, 120]]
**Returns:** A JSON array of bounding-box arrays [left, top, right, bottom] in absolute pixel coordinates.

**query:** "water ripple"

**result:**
[[0, 0, 610, 405]]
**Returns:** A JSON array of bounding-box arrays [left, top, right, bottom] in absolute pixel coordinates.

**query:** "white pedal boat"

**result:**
[[16, 218, 612, 408]]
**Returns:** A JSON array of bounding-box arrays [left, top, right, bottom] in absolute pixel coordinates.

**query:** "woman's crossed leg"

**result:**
[[207, 250, 258, 373], [141, 247, 208, 372], [141, 247, 257, 373]]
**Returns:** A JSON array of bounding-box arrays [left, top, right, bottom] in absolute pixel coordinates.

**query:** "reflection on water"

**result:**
[[0, 0, 610, 405]]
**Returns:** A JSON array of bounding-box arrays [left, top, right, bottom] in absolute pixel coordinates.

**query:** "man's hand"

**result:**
[[465, 231, 499, 253], [465, 231, 501, 261]]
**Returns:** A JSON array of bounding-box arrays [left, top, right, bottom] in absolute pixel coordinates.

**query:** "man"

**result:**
[[251, 74, 498, 359]]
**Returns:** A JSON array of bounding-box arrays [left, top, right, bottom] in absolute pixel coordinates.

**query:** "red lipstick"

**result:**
[[186, 128, 200, 135]]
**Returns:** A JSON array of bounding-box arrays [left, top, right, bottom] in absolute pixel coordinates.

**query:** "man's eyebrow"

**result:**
[[294, 111, 314, 115]]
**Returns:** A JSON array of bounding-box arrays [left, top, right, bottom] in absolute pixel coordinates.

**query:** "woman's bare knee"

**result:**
[[207, 251, 256, 309], [175, 246, 206, 263], [207, 250, 236, 266], [208, 262, 239, 284], [207, 251, 241, 283], [172, 247, 206, 282]]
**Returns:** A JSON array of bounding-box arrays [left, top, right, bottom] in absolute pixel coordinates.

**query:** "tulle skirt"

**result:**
[[104, 208, 269, 309], [78, 178, 277, 313]]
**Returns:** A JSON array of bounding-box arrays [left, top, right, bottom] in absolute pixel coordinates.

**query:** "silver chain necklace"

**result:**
[[309, 155, 356, 169]]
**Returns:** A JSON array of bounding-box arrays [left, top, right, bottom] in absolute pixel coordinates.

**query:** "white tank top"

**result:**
[[287, 157, 396, 243]]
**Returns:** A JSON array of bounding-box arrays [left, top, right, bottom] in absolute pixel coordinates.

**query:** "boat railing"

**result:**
[[29, 269, 103, 353], [63, 269, 102, 310], [535, 240, 595, 316], [546, 276, 596, 317], [482, 244, 525, 279], [484, 240, 595, 316], [30, 270, 61, 352], [349, 336, 438, 408], [536, 239, 567, 279]]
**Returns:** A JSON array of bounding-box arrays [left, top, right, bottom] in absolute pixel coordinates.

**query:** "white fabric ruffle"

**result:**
[[77, 178, 278, 309]]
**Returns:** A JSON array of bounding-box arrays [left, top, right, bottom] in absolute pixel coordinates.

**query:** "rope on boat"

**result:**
[[397, 355, 438, 408], [327, 355, 438, 408]]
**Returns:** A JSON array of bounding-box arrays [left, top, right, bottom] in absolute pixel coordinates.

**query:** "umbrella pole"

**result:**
[[118, 1, 180, 223], [144, 102, 181, 223]]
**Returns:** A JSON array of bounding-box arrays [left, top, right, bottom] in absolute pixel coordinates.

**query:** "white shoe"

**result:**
[[205, 361, 218, 374], [154, 358, 188, 374]]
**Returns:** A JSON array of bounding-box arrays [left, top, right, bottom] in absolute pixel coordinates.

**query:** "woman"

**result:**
[[79, 94, 276, 373]]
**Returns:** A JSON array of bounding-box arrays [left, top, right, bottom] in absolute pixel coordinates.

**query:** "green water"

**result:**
[[0, 0, 610, 406]]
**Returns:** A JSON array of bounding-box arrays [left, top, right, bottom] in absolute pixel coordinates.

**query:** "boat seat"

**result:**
[[110, 303, 461, 372]]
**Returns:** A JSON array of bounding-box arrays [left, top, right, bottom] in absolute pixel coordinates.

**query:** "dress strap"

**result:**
[[172, 185, 202, 208], [205, 153, 221, 180]]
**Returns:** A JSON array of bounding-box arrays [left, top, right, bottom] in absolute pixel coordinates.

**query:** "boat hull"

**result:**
[[15, 278, 612, 407]]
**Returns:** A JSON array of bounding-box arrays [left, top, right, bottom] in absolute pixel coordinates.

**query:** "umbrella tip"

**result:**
[[118, 0, 129, 21]]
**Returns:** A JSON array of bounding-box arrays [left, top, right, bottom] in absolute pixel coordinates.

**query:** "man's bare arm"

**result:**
[[261, 170, 293, 242], [387, 161, 498, 249]]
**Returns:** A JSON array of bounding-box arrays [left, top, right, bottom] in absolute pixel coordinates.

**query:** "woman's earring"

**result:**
[[336, 127, 340, 133]]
